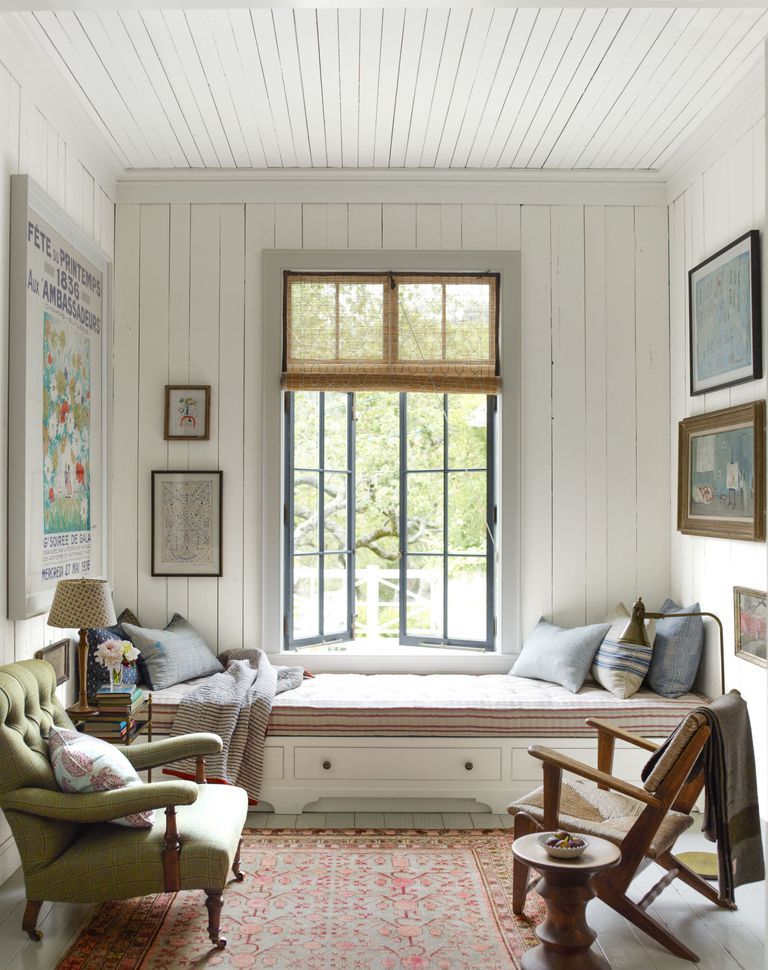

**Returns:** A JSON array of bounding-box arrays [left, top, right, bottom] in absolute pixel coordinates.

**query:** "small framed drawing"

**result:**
[[689, 230, 762, 396], [151, 470, 222, 576], [35, 638, 70, 686], [733, 586, 767, 668], [677, 400, 765, 541], [164, 385, 211, 440]]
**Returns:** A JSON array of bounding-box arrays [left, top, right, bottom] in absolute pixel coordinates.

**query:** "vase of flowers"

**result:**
[[95, 639, 140, 690]]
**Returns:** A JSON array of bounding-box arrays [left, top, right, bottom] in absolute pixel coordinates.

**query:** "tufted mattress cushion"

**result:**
[[148, 673, 705, 738]]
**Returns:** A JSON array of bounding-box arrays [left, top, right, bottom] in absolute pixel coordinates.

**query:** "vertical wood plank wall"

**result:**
[[0, 59, 115, 879], [113, 199, 670, 650], [669, 113, 767, 807]]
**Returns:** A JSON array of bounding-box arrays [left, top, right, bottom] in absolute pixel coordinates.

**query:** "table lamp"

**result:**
[[618, 597, 724, 880], [47, 578, 117, 715]]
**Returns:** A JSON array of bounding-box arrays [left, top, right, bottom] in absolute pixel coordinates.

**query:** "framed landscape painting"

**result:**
[[734, 586, 767, 667], [152, 470, 222, 576], [677, 401, 765, 541], [689, 230, 761, 396]]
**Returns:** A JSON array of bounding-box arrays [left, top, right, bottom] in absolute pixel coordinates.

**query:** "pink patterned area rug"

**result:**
[[57, 829, 545, 970]]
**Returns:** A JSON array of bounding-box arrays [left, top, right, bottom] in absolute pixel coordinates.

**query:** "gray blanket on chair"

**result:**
[[169, 649, 303, 801]]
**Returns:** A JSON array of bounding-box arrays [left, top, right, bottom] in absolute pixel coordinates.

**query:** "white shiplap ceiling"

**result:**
[[18, 7, 768, 172]]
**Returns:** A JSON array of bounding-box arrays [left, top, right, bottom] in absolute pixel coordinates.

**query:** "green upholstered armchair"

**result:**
[[0, 659, 248, 948]]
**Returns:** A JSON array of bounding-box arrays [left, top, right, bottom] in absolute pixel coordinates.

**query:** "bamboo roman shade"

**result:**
[[282, 272, 500, 394]]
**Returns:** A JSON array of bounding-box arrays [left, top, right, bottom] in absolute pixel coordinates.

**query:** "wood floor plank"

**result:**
[[411, 813, 443, 829], [383, 813, 414, 829], [441, 813, 473, 829], [354, 813, 385, 829], [265, 814, 298, 829], [472, 814, 505, 829], [325, 813, 355, 828], [295, 813, 326, 829]]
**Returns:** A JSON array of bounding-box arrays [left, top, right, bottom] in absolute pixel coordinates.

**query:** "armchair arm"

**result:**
[[527, 745, 662, 807], [123, 733, 222, 773], [0, 781, 198, 823], [584, 718, 660, 753]]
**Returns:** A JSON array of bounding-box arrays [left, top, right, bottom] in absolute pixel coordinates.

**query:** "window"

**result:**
[[285, 390, 496, 651]]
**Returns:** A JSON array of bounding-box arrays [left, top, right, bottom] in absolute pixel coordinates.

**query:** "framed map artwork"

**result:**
[[151, 470, 222, 576], [8, 176, 110, 619], [689, 230, 762, 395]]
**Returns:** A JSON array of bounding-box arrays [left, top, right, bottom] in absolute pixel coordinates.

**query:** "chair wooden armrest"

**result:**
[[585, 718, 660, 752], [527, 745, 662, 807]]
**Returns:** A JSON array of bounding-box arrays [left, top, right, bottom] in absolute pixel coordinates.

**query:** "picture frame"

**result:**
[[677, 400, 765, 541], [8, 175, 111, 619], [35, 638, 70, 686], [733, 586, 767, 668], [689, 230, 762, 396], [164, 384, 211, 440], [151, 470, 222, 576]]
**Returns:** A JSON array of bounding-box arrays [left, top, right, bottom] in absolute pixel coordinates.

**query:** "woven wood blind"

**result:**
[[282, 271, 500, 394]]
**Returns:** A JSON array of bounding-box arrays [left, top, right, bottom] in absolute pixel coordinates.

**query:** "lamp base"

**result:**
[[66, 701, 99, 717], [677, 850, 718, 880]]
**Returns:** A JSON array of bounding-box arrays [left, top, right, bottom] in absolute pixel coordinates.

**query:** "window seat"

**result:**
[[145, 673, 704, 814]]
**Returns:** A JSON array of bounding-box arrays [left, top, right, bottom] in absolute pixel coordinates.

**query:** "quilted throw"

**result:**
[[169, 651, 303, 800]]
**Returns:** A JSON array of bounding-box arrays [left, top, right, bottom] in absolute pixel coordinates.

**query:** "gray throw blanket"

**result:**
[[169, 649, 303, 801], [642, 690, 764, 904]]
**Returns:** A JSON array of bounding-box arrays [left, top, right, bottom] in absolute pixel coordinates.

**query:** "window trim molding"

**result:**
[[262, 250, 521, 672]]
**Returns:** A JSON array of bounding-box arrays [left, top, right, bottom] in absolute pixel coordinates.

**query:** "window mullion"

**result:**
[[398, 392, 407, 644], [443, 394, 448, 643], [347, 391, 356, 640], [318, 392, 325, 639]]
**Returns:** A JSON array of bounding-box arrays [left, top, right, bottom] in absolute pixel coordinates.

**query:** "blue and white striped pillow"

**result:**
[[591, 604, 656, 699]]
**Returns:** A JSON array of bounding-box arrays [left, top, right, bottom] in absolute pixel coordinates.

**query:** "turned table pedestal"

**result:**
[[512, 833, 622, 970]]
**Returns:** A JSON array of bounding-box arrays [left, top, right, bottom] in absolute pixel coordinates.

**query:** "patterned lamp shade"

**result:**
[[47, 578, 117, 629]]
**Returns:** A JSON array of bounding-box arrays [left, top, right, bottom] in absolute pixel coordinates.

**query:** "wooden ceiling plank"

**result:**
[[510, 8, 607, 168], [248, 8, 298, 167], [431, 7, 497, 169], [160, 9, 236, 167], [642, 12, 768, 170], [498, 7, 593, 169], [357, 7, 382, 168], [34, 10, 149, 168], [205, 10, 271, 168], [271, 8, 313, 167], [460, 7, 537, 168], [524, 8, 627, 169], [137, 9, 219, 167], [118, 9, 204, 168], [443, 7, 515, 168], [417, 7, 473, 168], [373, 7, 405, 167], [294, 8, 329, 167], [476, 7, 562, 169], [337, 8, 359, 168], [84, 10, 185, 168], [388, 8, 427, 168], [184, 10, 251, 166], [543, 8, 657, 169], [402, 7, 449, 168], [316, 8, 342, 168]]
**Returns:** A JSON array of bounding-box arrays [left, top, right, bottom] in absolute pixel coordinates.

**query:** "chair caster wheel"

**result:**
[[215, 937, 227, 949], [27, 930, 43, 942], [234, 871, 245, 882]]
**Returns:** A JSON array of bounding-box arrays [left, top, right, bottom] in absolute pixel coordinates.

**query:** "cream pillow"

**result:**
[[590, 603, 656, 699]]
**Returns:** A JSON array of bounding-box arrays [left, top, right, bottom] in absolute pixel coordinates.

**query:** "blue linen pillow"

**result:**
[[645, 599, 704, 698], [510, 619, 611, 693], [122, 613, 223, 691]]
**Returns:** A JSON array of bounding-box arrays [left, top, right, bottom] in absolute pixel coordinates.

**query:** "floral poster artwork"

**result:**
[[43, 312, 90, 534]]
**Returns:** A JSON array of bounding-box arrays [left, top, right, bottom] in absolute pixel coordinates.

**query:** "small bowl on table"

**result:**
[[538, 832, 590, 859]]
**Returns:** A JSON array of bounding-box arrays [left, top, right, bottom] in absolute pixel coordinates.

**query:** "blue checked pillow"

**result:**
[[122, 613, 223, 691], [645, 599, 704, 698], [84, 608, 141, 700], [591, 604, 656, 699]]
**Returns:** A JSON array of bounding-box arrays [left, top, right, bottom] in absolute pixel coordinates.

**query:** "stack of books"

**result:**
[[83, 685, 146, 741]]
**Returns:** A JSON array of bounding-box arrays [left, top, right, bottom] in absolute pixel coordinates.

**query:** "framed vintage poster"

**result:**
[[733, 586, 767, 668], [164, 384, 211, 440], [151, 470, 222, 576], [689, 230, 762, 395], [9, 176, 110, 619], [35, 638, 70, 685], [677, 401, 765, 541]]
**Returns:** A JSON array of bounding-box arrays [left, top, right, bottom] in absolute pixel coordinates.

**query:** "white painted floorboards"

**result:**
[[0, 813, 762, 970]]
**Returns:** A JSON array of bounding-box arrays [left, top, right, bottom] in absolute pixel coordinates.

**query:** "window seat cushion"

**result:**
[[146, 672, 705, 739]]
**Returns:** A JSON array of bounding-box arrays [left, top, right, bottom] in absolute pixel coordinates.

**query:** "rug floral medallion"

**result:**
[[57, 829, 544, 970]]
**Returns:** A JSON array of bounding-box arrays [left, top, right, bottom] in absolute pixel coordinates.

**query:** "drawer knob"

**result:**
[[465, 761, 474, 771], [322, 760, 332, 770]]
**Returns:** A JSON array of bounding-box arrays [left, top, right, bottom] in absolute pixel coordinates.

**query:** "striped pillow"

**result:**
[[591, 604, 656, 699]]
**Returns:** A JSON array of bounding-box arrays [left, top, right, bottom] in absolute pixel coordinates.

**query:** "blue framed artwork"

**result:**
[[689, 230, 762, 396]]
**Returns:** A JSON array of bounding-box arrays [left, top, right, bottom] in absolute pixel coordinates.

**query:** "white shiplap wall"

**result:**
[[0, 56, 115, 882], [669, 111, 768, 810], [113, 197, 670, 655]]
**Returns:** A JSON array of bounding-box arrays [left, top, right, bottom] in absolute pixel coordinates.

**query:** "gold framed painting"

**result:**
[[35, 638, 70, 686], [734, 586, 767, 668], [677, 401, 765, 541]]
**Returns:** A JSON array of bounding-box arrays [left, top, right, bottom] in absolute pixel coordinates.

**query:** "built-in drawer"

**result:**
[[263, 746, 284, 780], [294, 745, 502, 782]]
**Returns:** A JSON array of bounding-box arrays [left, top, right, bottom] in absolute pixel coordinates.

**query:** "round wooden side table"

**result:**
[[512, 832, 622, 970]]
